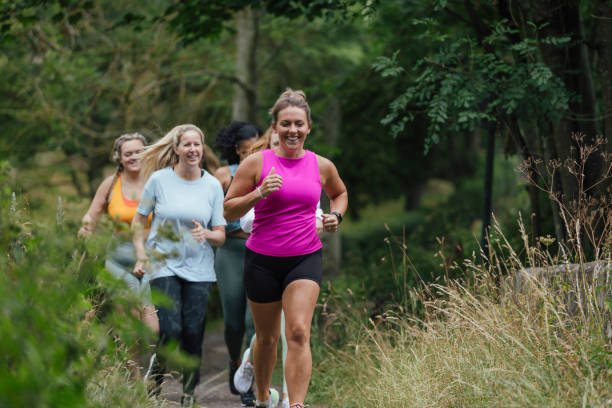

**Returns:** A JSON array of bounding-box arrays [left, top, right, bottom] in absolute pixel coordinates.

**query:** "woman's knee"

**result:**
[[286, 324, 310, 347], [256, 332, 280, 349]]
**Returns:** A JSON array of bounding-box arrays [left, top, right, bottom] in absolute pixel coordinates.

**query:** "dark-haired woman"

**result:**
[[224, 89, 348, 408], [213, 121, 261, 404]]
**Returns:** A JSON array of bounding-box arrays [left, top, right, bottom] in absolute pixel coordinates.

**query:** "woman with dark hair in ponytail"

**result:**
[[79, 133, 159, 334], [213, 121, 262, 406]]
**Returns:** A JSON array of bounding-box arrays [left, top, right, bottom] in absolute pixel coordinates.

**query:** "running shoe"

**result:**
[[234, 347, 254, 393], [254, 388, 279, 408], [143, 352, 157, 383], [280, 396, 289, 408], [240, 388, 256, 406], [229, 361, 240, 395], [180, 394, 197, 407]]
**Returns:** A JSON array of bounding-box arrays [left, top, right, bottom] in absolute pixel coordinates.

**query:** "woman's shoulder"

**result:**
[[314, 152, 333, 170], [99, 174, 118, 189], [150, 167, 172, 179], [241, 151, 264, 169], [203, 170, 224, 189], [95, 173, 118, 197], [213, 165, 231, 181]]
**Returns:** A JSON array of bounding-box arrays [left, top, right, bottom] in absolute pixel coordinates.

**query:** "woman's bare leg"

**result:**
[[283, 280, 320, 406], [249, 300, 282, 402]]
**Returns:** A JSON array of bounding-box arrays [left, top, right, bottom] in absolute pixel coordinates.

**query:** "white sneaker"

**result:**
[[255, 388, 279, 408], [143, 352, 156, 383], [234, 348, 254, 394], [280, 396, 289, 408]]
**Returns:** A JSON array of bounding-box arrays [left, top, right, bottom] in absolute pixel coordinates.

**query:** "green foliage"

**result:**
[[0, 0, 238, 195], [163, 0, 378, 44], [312, 215, 611, 408], [0, 162, 165, 407], [376, 19, 570, 152]]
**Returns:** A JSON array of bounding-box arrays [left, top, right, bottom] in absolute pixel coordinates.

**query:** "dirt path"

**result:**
[[158, 328, 253, 407], [157, 329, 327, 408]]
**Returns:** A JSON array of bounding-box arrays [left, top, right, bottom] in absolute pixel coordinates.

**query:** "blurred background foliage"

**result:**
[[0, 0, 610, 406]]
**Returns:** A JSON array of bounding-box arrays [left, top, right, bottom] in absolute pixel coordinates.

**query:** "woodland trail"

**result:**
[[157, 328, 326, 408]]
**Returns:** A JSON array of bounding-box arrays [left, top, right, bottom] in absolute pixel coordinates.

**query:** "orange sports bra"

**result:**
[[107, 174, 152, 226]]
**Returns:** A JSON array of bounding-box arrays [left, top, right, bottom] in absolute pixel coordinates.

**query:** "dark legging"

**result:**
[[215, 237, 255, 362], [150, 276, 212, 395]]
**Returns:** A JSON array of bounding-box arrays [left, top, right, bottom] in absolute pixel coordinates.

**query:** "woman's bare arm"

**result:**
[[318, 156, 348, 232], [131, 212, 149, 277], [191, 221, 226, 246], [78, 175, 115, 236], [213, 166, 232, 193], [224, 153, 281, 222]]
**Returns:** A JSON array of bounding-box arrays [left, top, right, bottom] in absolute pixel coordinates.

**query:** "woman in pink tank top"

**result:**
[[224, 88, 348, 408]]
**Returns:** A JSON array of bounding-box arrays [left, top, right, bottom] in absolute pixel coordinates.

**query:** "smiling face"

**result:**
[[119, 139, 145, 173], [235, 137, 257, 163], [273, 106, 310, 157], [174, 130, 203, 167]]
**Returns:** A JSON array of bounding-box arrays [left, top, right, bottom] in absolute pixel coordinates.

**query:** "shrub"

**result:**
[[0, 161, 157, 407]]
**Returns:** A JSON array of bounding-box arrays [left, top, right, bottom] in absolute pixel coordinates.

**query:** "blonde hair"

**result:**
[[111, 132, 147, 171], [270, 88, 311, 125], [140, 124, 218, 179]]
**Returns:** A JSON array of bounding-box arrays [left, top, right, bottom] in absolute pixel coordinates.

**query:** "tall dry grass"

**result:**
[[313, 139, 611, 407]]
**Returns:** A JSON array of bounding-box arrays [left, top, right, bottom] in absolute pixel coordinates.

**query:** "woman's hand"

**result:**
[[191, 221, 226, 246], [258, 167, 283, 198], [321, 213, 340, 233], [77, 224, 92, 238], [133, 258, 148, 278], [315, 217, 324, 236], [191, 220, 209, 242]]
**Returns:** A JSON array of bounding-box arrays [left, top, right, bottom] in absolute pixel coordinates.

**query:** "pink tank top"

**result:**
[[246, 149, 322, 256]]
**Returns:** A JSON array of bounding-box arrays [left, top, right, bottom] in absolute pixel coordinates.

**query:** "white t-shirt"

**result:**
[[240, 201, 323, 234]]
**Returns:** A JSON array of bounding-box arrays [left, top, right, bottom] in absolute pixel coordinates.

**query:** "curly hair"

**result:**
[[214, 121, 262, 165]]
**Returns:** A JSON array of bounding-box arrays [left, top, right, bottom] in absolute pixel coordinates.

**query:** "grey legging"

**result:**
[[105, 240, 151, 303], [215, 237, 255, 361]]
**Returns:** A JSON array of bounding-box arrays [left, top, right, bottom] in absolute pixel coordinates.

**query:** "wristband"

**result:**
[[331, 211, 343, 224], [256, 186, 265, 199]]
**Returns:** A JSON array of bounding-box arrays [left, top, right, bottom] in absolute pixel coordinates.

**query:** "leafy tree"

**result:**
[[0, 0, 237, 195], [375, 0, 610, 251]]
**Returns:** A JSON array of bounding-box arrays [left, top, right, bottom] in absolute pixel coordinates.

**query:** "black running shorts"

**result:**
[[243, 248, 323, 303]]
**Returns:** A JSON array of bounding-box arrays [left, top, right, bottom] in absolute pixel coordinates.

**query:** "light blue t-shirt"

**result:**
[[137, 167, 227, 282]]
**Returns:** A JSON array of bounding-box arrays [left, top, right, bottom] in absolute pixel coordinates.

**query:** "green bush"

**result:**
[[0, 162, 157, 407]]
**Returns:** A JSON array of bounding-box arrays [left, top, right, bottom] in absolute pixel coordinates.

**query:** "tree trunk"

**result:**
[[595, 0, 612, 154], [480, 122, 496, 262], [320, 96, 343, 275], [532, 0, 600, 199], [509, 115, 542, 238], [232, 7, 259, 124]]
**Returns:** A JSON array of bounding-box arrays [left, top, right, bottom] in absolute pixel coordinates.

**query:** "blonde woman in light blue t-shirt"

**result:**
[[132, 124, 226, 407]]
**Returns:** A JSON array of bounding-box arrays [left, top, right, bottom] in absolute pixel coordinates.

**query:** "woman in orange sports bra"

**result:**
[[79, 133, 158, 335]]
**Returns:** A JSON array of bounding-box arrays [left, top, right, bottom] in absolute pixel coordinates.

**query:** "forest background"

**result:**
[[1, 1, 610, 407]]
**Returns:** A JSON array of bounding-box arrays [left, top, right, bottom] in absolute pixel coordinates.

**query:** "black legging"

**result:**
[[151, 276, 212, 395]]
